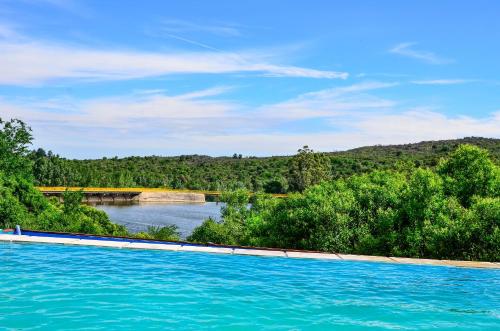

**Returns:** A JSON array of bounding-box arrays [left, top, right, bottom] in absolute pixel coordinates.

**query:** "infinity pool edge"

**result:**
[[1, 234, 498, 269]]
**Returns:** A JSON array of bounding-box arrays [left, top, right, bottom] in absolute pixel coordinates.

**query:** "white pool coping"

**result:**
[[1, 234, 498, 269]]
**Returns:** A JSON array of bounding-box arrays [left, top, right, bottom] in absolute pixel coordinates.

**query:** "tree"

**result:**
[[467, 197, 500, 261], [438, 144, 497, 207], [35, 148, 47, 158], [399, 168, 445, 257], [0, 118, 33, 178], [62, 189, 84, 214], [287, 146, 332, 192], [263, 178, 288, 193]]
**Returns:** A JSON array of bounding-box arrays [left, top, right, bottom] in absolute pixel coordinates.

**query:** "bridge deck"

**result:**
[[37, 187, 288, 198]]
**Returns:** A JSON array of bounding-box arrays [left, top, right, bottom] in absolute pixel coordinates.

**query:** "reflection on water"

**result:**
[[93, 202, 222, 239]]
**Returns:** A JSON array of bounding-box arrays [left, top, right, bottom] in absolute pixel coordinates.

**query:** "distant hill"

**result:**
[[32, 137, 500, 193], [326, 137, 500, 177], [341, 137, 500, 160]]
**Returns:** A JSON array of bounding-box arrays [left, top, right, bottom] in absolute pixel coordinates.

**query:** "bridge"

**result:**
[[37, 187, 287, 203]]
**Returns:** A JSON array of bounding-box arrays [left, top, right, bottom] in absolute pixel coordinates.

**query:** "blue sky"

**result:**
[[0, 0, 499, 158]]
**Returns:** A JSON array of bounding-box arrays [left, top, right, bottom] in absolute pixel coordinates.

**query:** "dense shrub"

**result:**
[[190, 145, 500, 261], [136, 225, 180, 241], [438, 145, 498, 206]]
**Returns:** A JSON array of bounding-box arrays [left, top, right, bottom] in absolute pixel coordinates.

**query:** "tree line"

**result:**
[[30, 137, 500, 194]]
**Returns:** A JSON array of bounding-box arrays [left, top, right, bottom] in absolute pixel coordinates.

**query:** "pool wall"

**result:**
[[1, 230, 499, 269]]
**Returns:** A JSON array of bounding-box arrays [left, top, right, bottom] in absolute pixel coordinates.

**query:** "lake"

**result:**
[[94, 202, 222, 239]]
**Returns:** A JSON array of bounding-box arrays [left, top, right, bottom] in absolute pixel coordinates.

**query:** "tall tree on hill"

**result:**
[[287, 146, 332, 192]]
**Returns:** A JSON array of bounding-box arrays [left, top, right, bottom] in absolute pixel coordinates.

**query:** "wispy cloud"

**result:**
[[411, 79, 472, 85], [0, 23, 18, 39], [0, 39, 348, 85], [160, 19, 241, 37], [1, 88, 239, 131], [260, 81, 398, 120], [175, 110, 500, 155], [350, 109, 500, 144], [159, 33, 224, 52], [2, 84, 499, 157], [389, 42, 453, 64], [16, 0, 91, 16]]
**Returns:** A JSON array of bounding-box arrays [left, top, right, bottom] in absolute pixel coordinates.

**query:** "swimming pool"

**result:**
[[1, 242, 499, 330]]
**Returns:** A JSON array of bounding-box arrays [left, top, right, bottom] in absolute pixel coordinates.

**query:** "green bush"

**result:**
[[438, 145, 497, 206], [190, 144, 500, 261], [0, 117, 130, 237], [187, 218, 230, 244], [136, 225, 180, 241]]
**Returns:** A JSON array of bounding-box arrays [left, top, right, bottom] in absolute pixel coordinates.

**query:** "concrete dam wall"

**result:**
[[136, 191, 205, 203]]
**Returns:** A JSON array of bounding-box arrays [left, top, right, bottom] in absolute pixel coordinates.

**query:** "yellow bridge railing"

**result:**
[[36, 187, 288, 198]]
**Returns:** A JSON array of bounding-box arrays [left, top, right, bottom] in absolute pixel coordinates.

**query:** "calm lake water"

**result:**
[[94, 202, 222, 239]]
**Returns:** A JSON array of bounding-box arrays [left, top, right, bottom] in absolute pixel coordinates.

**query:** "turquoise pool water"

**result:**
[[1, 242, 499, 330]]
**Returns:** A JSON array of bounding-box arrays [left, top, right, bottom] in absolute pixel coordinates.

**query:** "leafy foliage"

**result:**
[[287, 145, 332, 192], [0, 117, 176, 241], [0, 119, 33, 178], [190, 145, 500, 261], [437, 145, 498, 206], [136, 225, 180, 241], [188, 190, 251, 245]]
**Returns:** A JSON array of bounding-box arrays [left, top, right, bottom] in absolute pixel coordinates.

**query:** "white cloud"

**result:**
[[352, 109, 500, 142], [24, 110, 498, 158], [145, 110, 500, 156], [160, 19, 241, 37], [0, 23, 18, 39], [174, 86, 234, 99], [260, 81, 398, 120], [157, 33, 225, 52], [389, 42, 453, 64], [0, 39, 348, 85], [411, 79, 472, 85], [180, 112, 500, 153], [309, 81, 399, 95], [14, 0, 90, 16], [2, 83, 499, 157], [1, 88, 238, 130]]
